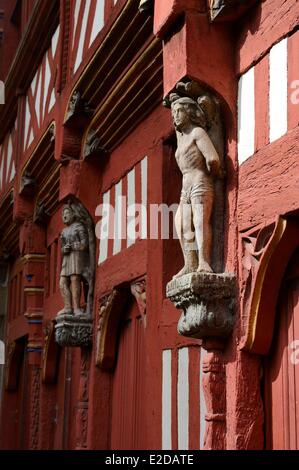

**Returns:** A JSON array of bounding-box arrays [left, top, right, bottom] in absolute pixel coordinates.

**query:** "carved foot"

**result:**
[[197, 261, 213, 273], [74, 308, 85, 317], [173, 264, 197, 279], [57, 308, 73, 316]]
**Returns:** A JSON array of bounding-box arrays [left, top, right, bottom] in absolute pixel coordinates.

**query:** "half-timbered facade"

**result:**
[[0, 0, 299, 450]]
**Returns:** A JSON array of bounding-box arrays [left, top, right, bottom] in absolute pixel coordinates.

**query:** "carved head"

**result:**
[[171, 97, 207, 131], [62, 204, 75, 226]]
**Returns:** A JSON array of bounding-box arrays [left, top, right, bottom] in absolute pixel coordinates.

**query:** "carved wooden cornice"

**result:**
[[0, 0, 60, 142], [0, 190, 19, 259], [67, 0, 163, 156]]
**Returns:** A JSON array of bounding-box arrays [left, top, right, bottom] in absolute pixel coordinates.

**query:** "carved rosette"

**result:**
[[55, 314, 92, 347], [166, 272, 236, 343]]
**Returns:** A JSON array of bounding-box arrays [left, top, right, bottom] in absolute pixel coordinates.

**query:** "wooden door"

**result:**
[[110, 298, 146, 450], [264, 248, 299, 449]]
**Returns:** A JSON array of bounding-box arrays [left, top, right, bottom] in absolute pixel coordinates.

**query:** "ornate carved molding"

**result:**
[[130, 278, 146, 315], [42, 321, 60, 383], [34, 201, 50, 225], [83, 129, 108, 161], [64, 91, 94, 127], [167, 272, 236, 349], [202, 353, 226, 449], [29, 366, 40, 449], [240, 216, 299, 354], [96, 289, 129, 369]]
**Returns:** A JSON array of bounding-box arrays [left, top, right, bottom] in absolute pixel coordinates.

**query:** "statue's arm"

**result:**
[[75, 225, 88, 251], [61, 232, 71, 254], [194, 128, 221, 177]]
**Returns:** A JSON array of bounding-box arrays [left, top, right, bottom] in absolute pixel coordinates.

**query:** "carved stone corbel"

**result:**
[[55, 314, 93, 347], [83, 129, 108, 161], [19, 170, 36, 197], [34, 201, 50, 225], [202, 352, 226, 449], [166, 272, 236, 349]]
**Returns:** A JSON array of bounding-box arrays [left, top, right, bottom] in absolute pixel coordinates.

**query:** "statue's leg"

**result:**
[[70, 275, 83, 316], [173, 201, 198, 278], [191, 193, 213, 273], [59, 276, 72, 314]]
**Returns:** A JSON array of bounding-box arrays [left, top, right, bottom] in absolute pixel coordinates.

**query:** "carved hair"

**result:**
[[171, 96, 207, 129]]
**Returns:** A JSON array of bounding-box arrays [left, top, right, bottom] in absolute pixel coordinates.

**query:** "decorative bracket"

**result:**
[[166, 272, 236, 349]]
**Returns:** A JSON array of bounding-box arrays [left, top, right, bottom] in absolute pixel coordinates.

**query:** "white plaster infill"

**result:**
[[0, 81, 5, 104], [0, 340, 5, 365]]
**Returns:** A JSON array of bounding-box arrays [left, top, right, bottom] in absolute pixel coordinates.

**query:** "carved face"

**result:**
[[62, 208, 74, 225], [172, 102, 190, 129]]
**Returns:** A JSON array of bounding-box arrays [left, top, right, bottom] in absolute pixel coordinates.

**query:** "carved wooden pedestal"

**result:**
[[55, 314, 92, 347], [166, 272, 236, 345], [167, 271, 236, 449]]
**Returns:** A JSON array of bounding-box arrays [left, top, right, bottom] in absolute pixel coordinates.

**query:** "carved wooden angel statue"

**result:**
[[170, 94, 222, 278], [58, 200, 95, 317]]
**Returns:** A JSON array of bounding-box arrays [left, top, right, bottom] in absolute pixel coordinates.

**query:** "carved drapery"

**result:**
[[96, 289, 129, 369], [29, 366, 40, 449]]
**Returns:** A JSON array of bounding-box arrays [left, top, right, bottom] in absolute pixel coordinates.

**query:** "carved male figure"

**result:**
[[171, 96, 221, 277], [59, 204, 89, 316]]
